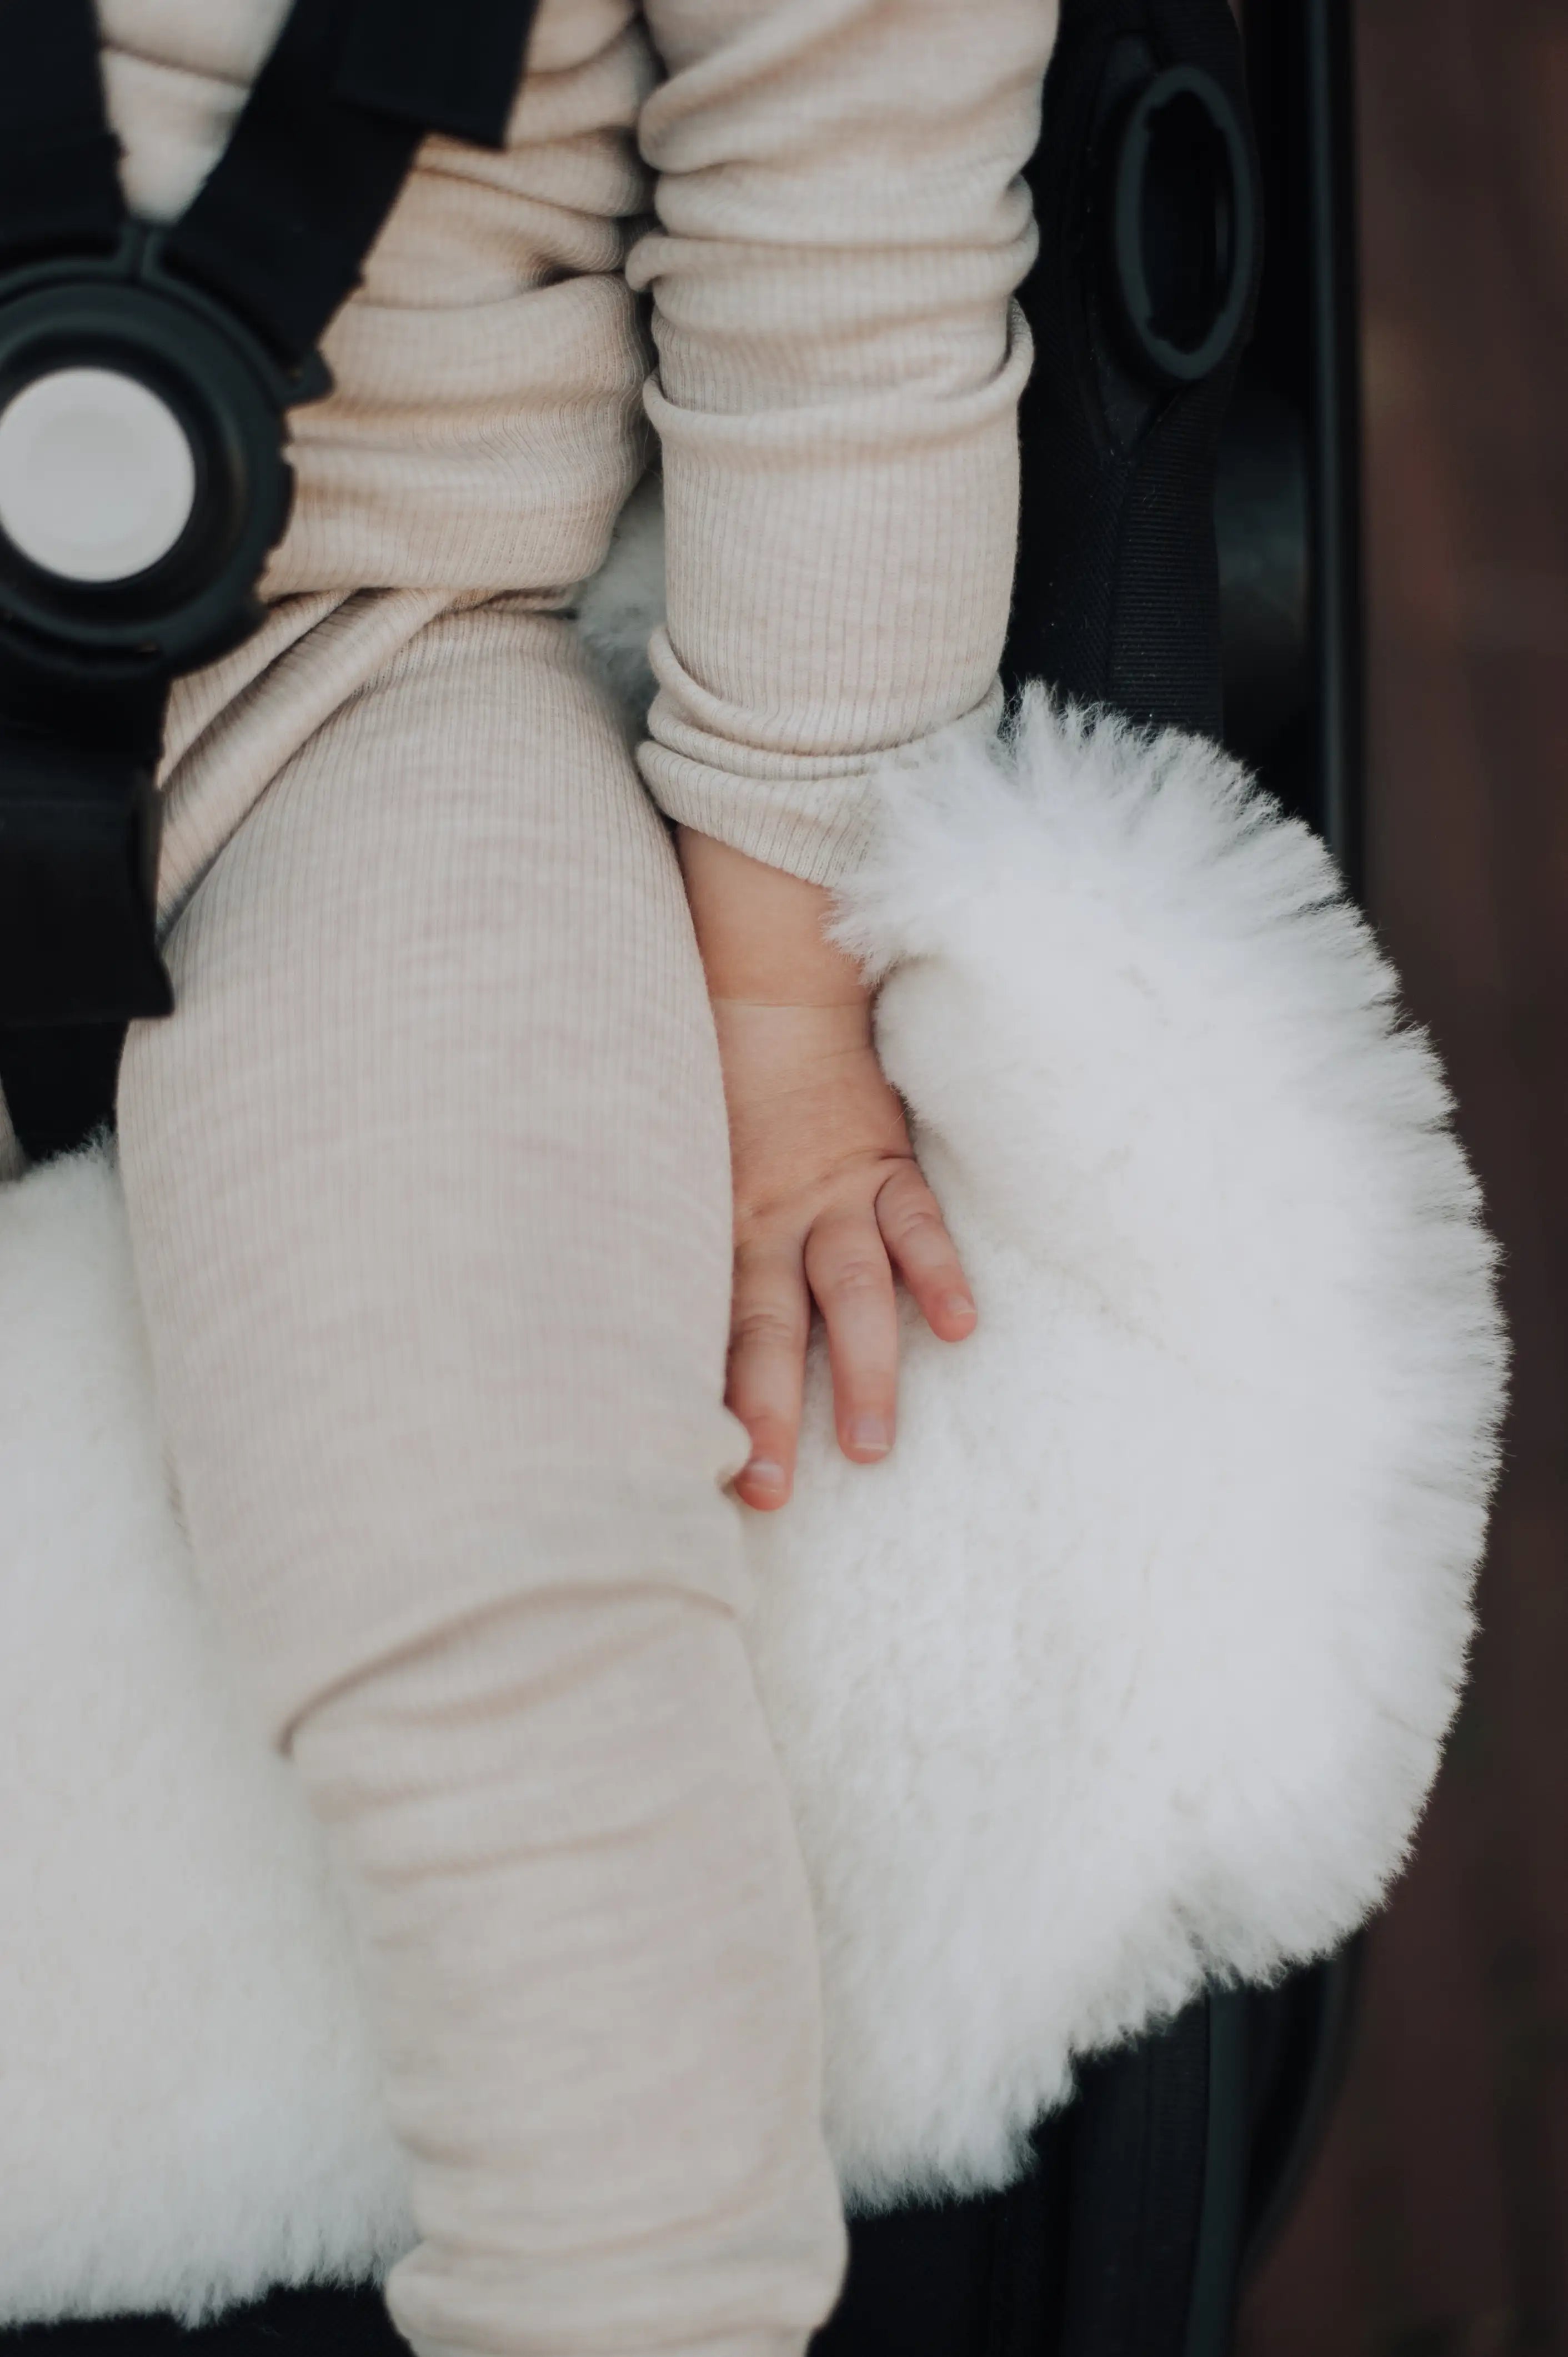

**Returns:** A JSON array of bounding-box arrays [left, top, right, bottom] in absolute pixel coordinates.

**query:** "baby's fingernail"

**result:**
[[847, 1414, 891, 1457], [743, 1458, 787, 1494], [944, 1292, 976, 1324]]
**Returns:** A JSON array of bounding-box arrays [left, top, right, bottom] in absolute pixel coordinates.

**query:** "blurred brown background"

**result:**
[[1236, 1, 1568, 2350]]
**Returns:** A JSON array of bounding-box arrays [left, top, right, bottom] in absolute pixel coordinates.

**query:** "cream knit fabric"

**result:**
[[19, 5, 1059, 2350], [97, 0, 1051, 883], [116, 607, 848, 2355]]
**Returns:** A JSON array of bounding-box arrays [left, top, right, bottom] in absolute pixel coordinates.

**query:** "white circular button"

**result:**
[[0, 367, 197, 584]]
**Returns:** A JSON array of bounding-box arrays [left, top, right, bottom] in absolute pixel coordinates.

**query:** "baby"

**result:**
[[60, 0, 1059, 2348]]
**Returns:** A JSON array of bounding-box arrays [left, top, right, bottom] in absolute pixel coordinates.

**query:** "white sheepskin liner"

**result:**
[[0, 691, 1504, 2325], [0, 1155, 412, 2321], [749, 696, 1504, 2206]]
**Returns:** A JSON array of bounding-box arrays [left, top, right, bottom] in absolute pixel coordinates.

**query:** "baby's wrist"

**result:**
[[676, 826, 869, 1009]]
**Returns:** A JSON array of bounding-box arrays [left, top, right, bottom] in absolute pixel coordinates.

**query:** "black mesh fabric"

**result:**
[[1006, 0, 1263, 738]]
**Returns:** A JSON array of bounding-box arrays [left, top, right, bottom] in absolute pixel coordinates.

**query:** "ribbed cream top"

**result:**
[[97, 0, 1058, 882]]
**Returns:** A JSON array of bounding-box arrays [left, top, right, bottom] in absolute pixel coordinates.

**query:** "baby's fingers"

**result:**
[[875, 1160, 977, 1342], [728, 1237, 811, 1511], [804, 1206, 900, 1465]]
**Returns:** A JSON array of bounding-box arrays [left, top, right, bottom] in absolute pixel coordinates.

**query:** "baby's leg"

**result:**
[[117, 605, 847, 2356]]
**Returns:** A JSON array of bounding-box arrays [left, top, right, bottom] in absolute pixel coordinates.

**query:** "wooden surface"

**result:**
[[1235, 1, 1568, 2350]]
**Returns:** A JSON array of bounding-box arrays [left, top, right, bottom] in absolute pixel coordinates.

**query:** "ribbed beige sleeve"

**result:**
[[628, 0, 1058, 886]]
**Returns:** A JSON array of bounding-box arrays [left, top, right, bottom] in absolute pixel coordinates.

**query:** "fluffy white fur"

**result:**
[[572, 470, 666, 720], [0, 618, 1504, 2316], [0, 1154, 414, 2323], [746, 698, 1504, 2206]]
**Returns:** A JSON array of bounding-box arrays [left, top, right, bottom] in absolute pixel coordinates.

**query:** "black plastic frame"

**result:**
[[1221, 0, 1364, 887]]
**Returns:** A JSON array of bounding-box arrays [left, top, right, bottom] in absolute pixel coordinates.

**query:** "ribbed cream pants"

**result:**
[[110, 593, 849, 2355]]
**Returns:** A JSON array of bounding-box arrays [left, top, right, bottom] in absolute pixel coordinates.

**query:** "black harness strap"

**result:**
[[0, 0, 125, 269], [1009, 0, 1263, 740], [0, 1024, 129, 1165], [0, 0, 539, 1164], [0, 653, 170, 1163], [337, 0, 539, 150], [160, 0, 427, 374], [162, 0, 539, 370]]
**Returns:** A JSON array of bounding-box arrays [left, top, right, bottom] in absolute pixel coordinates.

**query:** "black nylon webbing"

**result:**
[[0, 0, 539, 1158], [337, 0, 540, 149], [1059, 1995, 1214, 2357], [160, 0, 540, 368], [0, 1025, 128, 1163], [1007, 0, 1263, 738], [0, 663, 168, 1163], [158, 0, 427, 370], [0, 0, 125, 268]]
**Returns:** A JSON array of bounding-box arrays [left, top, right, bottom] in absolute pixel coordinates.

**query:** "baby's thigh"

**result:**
[[119, 606, 747, 1733]]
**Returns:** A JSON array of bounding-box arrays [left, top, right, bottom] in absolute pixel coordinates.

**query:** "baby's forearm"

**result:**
[[676, 828, 868, 1010], [674, 825, 973, 1510]]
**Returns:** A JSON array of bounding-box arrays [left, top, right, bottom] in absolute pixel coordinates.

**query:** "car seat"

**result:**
[[0, 0, 1365, 2349]]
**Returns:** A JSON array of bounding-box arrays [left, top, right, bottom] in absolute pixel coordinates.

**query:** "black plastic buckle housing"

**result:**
[[0, 228, 332, 1045], [1106, 63, 1258, 388], [0, 223, 328, 680]]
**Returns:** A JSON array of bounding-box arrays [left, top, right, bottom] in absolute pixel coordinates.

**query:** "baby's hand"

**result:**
[[677, 828, 975, 1513], [713, 995, 975, 1508]]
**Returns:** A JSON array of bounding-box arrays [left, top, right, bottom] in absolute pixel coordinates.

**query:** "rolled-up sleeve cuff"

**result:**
[[638, 640, 1005, 889]]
